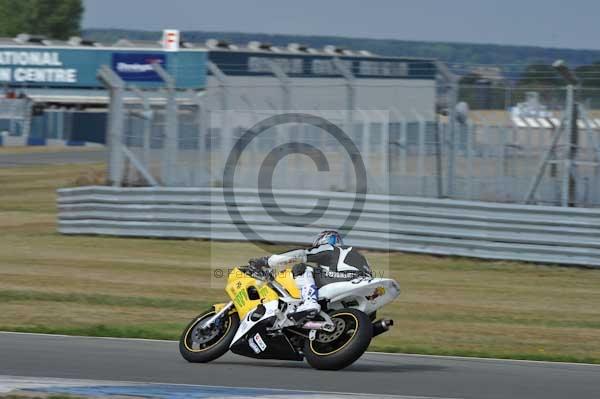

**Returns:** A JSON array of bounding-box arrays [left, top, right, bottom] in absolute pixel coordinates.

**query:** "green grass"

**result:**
[[0, 289, 212, 310], [1, 395, 87, 399], [0, 160, 599, 364], [1, 323, 184, 341], [367, 344, 600, 364]]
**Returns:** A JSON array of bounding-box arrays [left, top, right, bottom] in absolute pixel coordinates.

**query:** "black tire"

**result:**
[[179, 307, 239, 363], [304, 308, 372, 370]]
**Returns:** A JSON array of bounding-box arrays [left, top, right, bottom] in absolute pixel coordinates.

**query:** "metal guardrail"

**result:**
[[57, 186, 600, 267]]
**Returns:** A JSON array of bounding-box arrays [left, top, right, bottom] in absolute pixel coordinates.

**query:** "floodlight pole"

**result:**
[[553, 60, 580, 207], [524, 61, 580, 206]]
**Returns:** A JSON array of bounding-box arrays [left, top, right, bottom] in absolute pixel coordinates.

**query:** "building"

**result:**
[[0, 34, 206, 106], [203, 40, 437, 115], [0, 33, 438, 143]]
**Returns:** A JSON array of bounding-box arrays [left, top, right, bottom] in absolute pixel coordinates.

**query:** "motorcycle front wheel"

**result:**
[[179, 307, 239, 363], [303, 308, 373, 370]]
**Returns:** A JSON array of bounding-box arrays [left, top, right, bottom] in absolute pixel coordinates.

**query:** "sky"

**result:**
[[82, 0, 600, 50]]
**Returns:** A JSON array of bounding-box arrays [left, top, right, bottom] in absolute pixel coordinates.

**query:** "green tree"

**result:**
[[517, 63, 561, 87], [575, 62, 600, 108], [515, 63, 564, 107], [575, 62, 600, 88], [0, 0, 84, 40], [458, 73, 507, 110]]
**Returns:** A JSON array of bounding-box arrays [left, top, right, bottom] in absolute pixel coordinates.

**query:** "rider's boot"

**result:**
[[290, 267, 321, 321]]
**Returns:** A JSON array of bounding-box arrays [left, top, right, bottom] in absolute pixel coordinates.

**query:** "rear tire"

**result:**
[[179, 307, 239, 363], [303, 308, 372, 370]]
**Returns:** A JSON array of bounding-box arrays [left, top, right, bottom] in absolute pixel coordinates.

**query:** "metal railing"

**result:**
[[57, 186, 600, 268]]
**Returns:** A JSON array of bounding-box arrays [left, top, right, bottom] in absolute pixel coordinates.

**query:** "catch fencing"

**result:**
[[58, 186, 600, 268], [98, 64, 600, 208], [0, 98, 31, 138], [0, 98, 107, 145]]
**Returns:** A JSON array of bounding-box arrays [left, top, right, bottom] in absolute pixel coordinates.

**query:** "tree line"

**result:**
[[0, 0, 83, 40], [459, 63, 600, 110]]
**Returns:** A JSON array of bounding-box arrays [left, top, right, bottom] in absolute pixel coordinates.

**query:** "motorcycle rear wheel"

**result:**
[[303, 308, 372, 370], [179, 307, 239, 363]]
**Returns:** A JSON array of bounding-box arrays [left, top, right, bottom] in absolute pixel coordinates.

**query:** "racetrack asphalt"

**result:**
[[0, 332, 598, 399], [0, 149, 106, 167]]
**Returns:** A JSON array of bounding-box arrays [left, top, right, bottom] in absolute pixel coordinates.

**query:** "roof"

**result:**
[[0, 35, 435, 61]]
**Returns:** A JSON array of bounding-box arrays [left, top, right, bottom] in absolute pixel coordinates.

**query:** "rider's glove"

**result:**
[[249, 256, 269, 268], [248, 257, 272, 280]]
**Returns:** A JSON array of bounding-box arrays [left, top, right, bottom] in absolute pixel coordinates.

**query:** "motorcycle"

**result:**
[[179, 263, 400, 370]]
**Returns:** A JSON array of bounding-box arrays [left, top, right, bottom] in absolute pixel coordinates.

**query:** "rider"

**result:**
[[250, 230, 372, 319]]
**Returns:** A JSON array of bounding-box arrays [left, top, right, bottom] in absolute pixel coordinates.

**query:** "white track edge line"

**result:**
[[0, 374, 459, 399]]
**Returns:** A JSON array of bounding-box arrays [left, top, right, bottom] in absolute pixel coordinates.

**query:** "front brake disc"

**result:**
[[191, 323, 221, 347]]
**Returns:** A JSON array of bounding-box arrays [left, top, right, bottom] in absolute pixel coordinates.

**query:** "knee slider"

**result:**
[[292, 263, 308, 278]]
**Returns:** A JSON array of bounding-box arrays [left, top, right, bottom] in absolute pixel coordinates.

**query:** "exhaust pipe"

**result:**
[[302, 320, 335, 332], [372, 319, 394, 337]]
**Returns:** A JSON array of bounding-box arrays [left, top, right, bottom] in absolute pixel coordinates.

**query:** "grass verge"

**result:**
[[0, 160, 599, 364]]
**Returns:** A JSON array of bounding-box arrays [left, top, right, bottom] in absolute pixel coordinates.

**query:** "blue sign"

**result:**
[[112, 53, 166, 82], [0, 47, 206, 89]]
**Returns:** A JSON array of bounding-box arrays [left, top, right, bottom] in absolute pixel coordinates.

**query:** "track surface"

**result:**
[[0, 149, 106, 167], [0, 333, 598, 399]]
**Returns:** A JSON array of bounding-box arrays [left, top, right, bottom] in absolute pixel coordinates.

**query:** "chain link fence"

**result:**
[[98, 66, 600, 208], [0, 98, 31, 138]]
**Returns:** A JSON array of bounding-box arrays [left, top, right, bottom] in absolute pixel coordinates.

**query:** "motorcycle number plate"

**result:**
[[253, 333, 267, 351]]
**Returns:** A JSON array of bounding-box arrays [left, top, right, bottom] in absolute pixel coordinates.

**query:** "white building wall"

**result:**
[[205, 76, 435, 119]]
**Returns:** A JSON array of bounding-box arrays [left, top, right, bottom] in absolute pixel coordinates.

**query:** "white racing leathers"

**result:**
[[266, 245, 372, 316]]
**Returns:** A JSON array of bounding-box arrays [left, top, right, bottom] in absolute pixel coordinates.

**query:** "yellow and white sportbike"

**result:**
[[179, 264, 400, 370]]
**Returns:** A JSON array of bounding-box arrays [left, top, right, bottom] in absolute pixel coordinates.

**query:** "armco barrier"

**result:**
[[57, 186, 600, 267]]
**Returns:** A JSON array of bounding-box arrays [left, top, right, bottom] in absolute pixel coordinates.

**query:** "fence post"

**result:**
[[357, 109, 371, 191], [334, 58, 356, 191], [551, 61, 581, 207], [414, 111, 427, 197], [153, 63, 178, 186], [524, 121, 565, 204], [400, 117, 408, 175], [267, 60, 292, 110], [566, 86, 579, 206], [208, 61, 229, 111], [130, 87, 152, 173], [390, 108, 408, 177], [436, 61, 459, 198], [466, 122, 474, 200], [374, 110, 390, 194], [97, 66, 126, 187]]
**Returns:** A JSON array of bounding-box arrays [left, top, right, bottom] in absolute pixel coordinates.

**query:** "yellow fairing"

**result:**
[[275, 268, 301, 298], [225, 267, 300, 319]]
